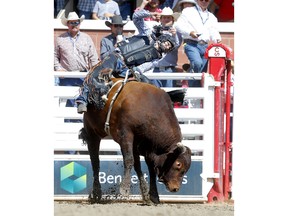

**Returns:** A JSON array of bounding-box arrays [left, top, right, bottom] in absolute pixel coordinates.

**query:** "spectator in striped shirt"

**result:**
[[54, 12, 99, 107]]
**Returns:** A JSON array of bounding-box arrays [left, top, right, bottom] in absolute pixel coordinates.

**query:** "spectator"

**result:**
[[54, 11, 99, 106], [100, 15, 127, 60], [137, 0, 166, 22], [113, 0, 134, 20], [152, 7, 181, 87], [77, 0, 97, 19], [175, 0, 221, 87], [76, 8, 177, 113], [209, 0, 234, 22], [92, 0, 120, 20]]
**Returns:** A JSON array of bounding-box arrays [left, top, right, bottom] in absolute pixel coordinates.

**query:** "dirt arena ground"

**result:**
[[54, 200, 234, 216]]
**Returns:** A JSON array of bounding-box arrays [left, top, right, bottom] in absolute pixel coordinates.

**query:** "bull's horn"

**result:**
[[176, 142, 186, 153]]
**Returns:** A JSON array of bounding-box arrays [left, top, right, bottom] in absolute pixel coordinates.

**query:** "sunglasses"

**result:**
[[68, 21, 80, 26], [113, 24, 124, 28], [199, 0, 209, 2]]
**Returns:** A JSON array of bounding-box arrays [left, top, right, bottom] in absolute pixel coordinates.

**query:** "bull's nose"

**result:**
[[171, 188, 179, 192]]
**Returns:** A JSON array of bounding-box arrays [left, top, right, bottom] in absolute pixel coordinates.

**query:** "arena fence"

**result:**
[[53, 44, 233, 202]]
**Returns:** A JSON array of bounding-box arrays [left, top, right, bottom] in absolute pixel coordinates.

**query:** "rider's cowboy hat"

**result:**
[[160, 7, 180, 21], [105, 15, 127, 28], [61, 12, 85, 26]]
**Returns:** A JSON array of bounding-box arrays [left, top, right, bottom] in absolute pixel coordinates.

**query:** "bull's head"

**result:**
[[154, 143, 192, 192]]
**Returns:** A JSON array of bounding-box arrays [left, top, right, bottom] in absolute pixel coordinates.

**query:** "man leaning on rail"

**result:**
[[76, 5, 177, 114]]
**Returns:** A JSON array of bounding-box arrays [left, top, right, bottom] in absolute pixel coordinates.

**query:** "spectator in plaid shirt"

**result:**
[[77, 0, 97, 19]]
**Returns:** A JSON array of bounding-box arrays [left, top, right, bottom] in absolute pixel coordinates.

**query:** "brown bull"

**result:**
[[80, 78, 192, 205]]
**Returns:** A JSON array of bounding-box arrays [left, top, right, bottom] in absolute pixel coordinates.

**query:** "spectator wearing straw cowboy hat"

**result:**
[[54, 11, 99, 108], [55, 11, 99, 74], [151, 7, 181, 87], [100, 15, 128, 60]]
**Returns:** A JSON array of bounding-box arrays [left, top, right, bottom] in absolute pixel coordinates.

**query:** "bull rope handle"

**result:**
[[104, 69, 130, 135]]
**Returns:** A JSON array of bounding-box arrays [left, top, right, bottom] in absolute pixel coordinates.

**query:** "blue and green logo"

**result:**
[[60, 162, 87, 193]]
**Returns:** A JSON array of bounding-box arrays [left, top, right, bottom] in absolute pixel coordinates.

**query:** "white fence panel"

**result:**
[[53, 72, 219, 201]]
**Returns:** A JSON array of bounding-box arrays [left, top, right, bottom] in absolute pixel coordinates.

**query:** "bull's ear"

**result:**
[[152, 154, 167, 178], [150, 153, 166, 168]]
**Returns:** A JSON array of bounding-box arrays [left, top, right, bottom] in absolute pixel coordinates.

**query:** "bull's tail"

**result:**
[[167, 88, 187, 104], [78, 128, 88, 145]]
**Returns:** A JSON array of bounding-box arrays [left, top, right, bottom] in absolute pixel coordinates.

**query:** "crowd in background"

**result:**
[[54, 0, 234, 22], [54, 0, 234, 88]]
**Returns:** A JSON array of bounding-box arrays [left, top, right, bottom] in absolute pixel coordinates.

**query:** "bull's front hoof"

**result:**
[[150, 194, 160, 205], [88, 190, 102, 204]]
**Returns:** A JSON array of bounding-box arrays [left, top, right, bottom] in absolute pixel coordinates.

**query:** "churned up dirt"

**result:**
[[54, 200, 234, 216]]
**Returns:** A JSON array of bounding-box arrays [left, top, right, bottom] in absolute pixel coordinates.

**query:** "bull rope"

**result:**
[[104, 69, 130, 135]]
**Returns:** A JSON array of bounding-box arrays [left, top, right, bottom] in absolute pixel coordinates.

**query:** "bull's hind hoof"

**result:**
[[142, 199, 154, 206]]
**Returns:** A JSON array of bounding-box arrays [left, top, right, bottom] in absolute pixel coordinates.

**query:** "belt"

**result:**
[[184, 39, 208, 45]]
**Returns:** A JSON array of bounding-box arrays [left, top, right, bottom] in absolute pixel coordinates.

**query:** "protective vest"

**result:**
[[117, 36, 161, 67]]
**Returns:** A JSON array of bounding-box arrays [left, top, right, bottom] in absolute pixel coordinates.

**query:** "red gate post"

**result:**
[[204, 43, 233, 202], [224, 59, 233, 200]]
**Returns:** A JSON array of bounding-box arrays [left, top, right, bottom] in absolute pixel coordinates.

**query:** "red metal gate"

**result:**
[[205, 43, 233, 202]]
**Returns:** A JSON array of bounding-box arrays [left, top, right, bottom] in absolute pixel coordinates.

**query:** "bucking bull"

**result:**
[[79, 69, 192, 205]]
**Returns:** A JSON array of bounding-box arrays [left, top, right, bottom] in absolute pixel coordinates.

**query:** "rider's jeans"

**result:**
[[76, 54, 128, 105]]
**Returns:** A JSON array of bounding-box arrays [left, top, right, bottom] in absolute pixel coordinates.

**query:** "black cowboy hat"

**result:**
[[105, 15, 127, 28]]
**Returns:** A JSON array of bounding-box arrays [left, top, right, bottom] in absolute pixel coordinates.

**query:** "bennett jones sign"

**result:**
[[54, 159, 202, 196]]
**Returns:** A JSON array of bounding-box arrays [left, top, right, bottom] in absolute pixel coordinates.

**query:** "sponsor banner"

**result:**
[[54, 159, 202, 196]]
